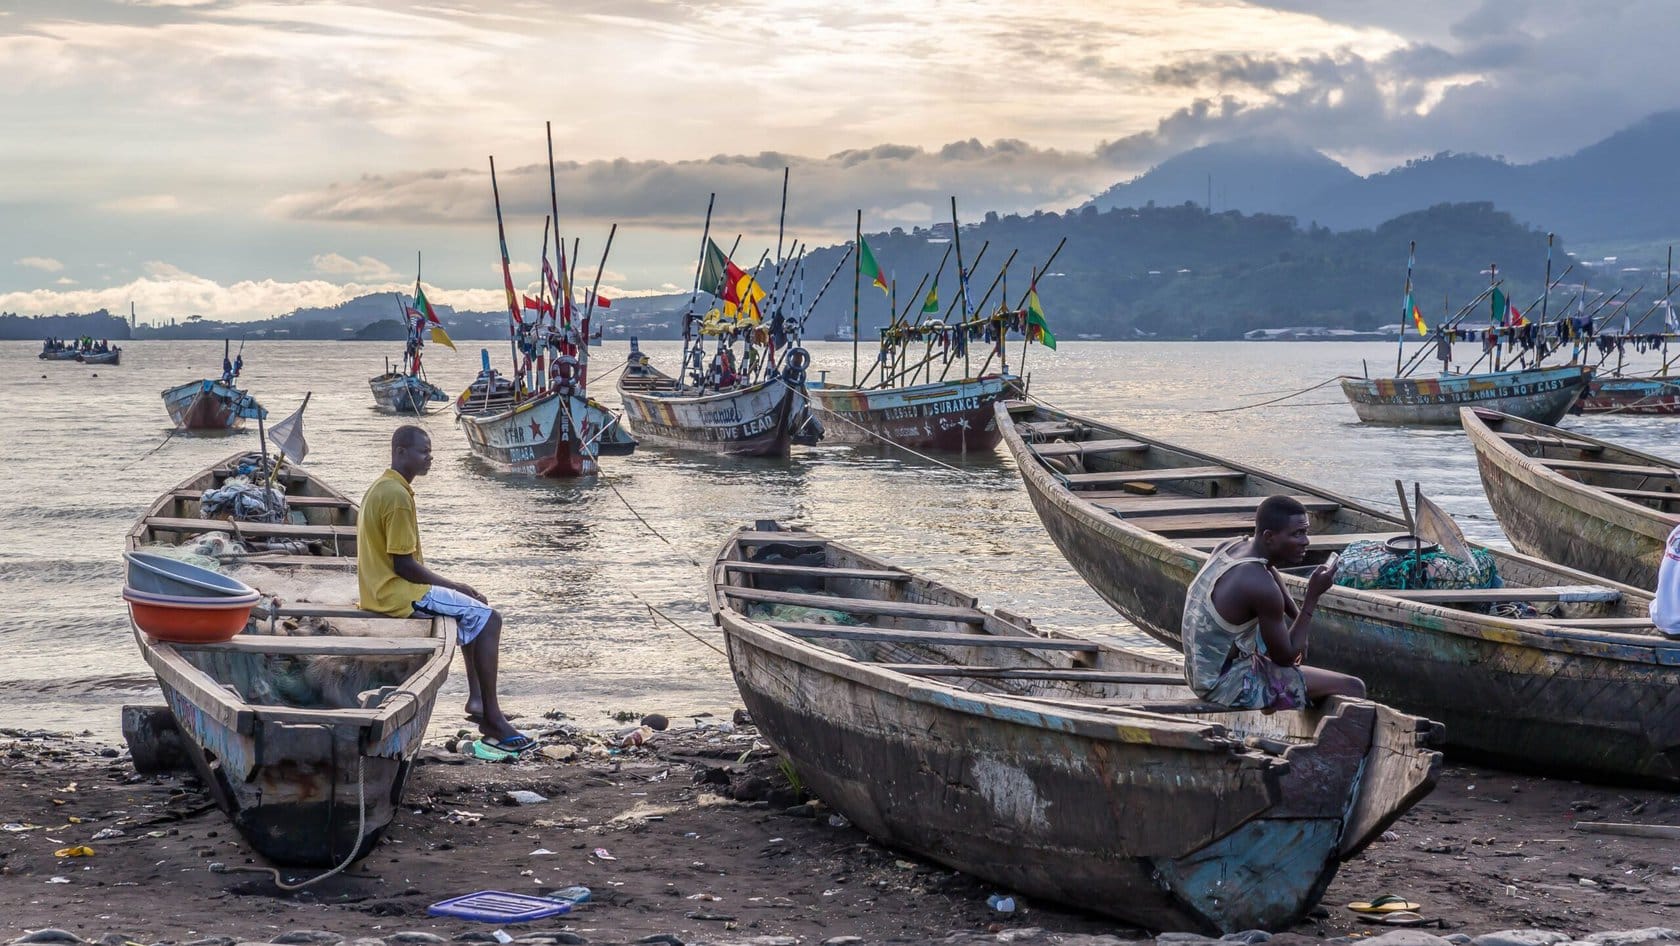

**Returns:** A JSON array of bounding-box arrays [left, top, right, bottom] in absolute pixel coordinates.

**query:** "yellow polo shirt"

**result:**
[[357, 469, 428, 616]]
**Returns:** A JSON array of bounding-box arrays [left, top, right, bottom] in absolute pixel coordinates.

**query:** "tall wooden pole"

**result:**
[[1396, 240, 1414, 375], [852, 209, 861, 385], [488, 156, 521, 383]]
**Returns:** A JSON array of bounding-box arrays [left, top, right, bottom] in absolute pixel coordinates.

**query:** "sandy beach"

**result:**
[[4, 719, 1679, 946]]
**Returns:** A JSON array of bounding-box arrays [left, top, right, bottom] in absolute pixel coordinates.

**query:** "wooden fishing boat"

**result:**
[[618, 342, 816, 457], [162, 378, 266, 431], [1462, 408, 1680, 588], [805, 375, 1014, 452], [457, 374, 601, 477], [368, 371, 447, 414], [127, 452, 452, 866], [1577, 375, 1680, 415], [709, 522, 1441, 933], [1338, 364, 1591, 425], [77, 347, 121, 366], [996, 400, 1680, 785]]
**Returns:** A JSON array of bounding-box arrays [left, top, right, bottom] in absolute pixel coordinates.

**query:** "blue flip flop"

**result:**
[[482, 733, 538, 754]]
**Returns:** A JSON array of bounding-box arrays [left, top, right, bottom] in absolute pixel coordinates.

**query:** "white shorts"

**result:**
[[412, 586, 494, 645]]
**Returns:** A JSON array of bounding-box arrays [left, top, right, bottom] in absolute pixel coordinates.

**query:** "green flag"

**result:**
[[921, 281, 939, 314], [858, 237, 890, 297], [1026, 288, 1057, 350]]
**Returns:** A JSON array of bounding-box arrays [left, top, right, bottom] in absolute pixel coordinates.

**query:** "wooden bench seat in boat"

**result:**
[[1496, 432, 1604, 453], [766, 622, 1099, 651], [1109, 512, 1265, 537], [142, 517, 356, 541], [179, 635, 442, 655], [1179, 532, 1403, 552], [1386, 585, 1623, 604], [874, 664, 1182, 684], [1540, 458, 1680, 478], [1058, 466, 1245, 489], [1017, 421, 1083, 440], [1030, 438, 1149, 459], [722, 561, 910, 581], [734, 531, 829, 546], [168, 489, 353, 509], [1090, 494, 1341, 517], [218, 554, 354, 569], [725, 586, 984, 622], [1601, 487, 1680, 503], [1527, 617, 1658, 629]]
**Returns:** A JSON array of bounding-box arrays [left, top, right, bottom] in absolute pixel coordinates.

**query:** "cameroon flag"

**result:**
[[858, 237, 890, 297]]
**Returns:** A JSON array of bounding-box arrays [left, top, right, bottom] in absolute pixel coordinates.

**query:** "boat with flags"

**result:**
[[617, 177, 821, 457], [805, 200, 1056, 453], [162, 340, 266, 432], [369, 261, 452, 414], [1574, 258, 1680, 414], [456, 124, 634, 477], [1339, 242, 1592, 425]]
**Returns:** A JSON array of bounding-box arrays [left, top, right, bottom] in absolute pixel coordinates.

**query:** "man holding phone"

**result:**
[[1180, 495, 1367, 710]]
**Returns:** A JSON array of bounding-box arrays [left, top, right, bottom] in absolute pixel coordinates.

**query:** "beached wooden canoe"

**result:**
[[1338, 364, 1591, 425], [805, 375, 1013, 452], [708, 522, 1442, 933], [996, 400, 1680, 785], [127, 452, 452, 867], [1462, 408, 1680, 588]]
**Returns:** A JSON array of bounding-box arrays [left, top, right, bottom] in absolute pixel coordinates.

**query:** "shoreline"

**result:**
[[4, 722, 1679, 946]]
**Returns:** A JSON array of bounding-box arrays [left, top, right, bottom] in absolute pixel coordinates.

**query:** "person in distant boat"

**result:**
[[1181, 495, 1367, 710], [357, 425, 533, 753], [1652, 523, 1680, 637]]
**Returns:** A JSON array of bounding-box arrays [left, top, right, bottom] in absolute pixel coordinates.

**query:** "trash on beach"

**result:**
[[592, 847, 616, 860], [53, 846, 95, 858], [529, 848, 556, 856], [446, 809, 484, 825], [550, 885, 592, 904], [90, 828, 124, 841], [987, 893, 1017, 914], [2, 823, 41, 832], [491, 932, 512, 944], [503, 790, 547, 806], [48, 876, 70, 884], [426, 890, 573, 923], [539, 744, 578, 762]]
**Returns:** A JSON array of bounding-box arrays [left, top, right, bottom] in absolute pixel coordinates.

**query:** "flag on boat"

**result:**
[[268, 393, 310, 463], [858, 237, 890, 297], [414, 285, 442, 324], [1491, 287, 1525, 327], [1407, 293, 1427, 334], [430, 324, 456, 350], [699, 239, 765, 322], [921, 281, 939, 314], [523, 294, 554, 317], [592, 291, 612, 309], [1026, 286, 1057, 350]]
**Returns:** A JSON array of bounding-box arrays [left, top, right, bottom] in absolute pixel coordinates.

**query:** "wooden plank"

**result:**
[[1496, 432, 1603, 453], [215, 554, 354, 569], [1060, 466, 1245, 488], [1114, 512, 1260, 537], [725, 586, 984, 622], [1601, 486, 1680, 503], [1388, 585, 1622, 604], [1527, 617, 1658, 629], [182, 636, 442, 656], [253, 604, 412, 620], [1087, 494, 1341, 515], [1017, 421, 1081, 439], [1540, 458, 1680, 478], [723, 561, 910, 582], [734, 531, 829, 546], [141, 516, 356, 540], [1180, 532, 1401, 552], [168, 490, 353, 508], [767, 621, 1098, 652], [1030, 438, 1149, 458], [1573, 822, 1680, 840], [874, 664, 1183, 685]]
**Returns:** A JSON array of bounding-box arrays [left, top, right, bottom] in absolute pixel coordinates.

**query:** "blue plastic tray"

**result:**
[[426, 890, 573, 922]]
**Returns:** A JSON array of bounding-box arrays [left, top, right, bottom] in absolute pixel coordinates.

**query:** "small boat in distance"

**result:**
[[370, 271, 451, 414], [127, 450, 451, 866], [709, 521, 1441, 933], [1577, 375, 1680, 414], [162, 341, 265, 431], [1462, 407, 1680, 588], [1339, 363, 1592, 425], [78, 346, 121, 366], [996, 398, 1680, 785]]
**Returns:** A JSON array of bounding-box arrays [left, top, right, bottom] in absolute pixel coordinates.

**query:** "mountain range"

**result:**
[[1085, 110, 1680, 249]]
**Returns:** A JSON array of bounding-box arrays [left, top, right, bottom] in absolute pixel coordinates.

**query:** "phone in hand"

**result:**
[[1323, 551, 1341, 572]]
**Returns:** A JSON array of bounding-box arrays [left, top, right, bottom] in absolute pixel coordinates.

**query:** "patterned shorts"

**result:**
[[1217, 653, 1308, 711]]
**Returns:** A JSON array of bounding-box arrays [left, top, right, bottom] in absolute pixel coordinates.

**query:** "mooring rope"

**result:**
[[210, 754, 366, 891]]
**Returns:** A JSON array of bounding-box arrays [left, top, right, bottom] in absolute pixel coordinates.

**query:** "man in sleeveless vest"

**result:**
[[1182, 495, 1366, 710]]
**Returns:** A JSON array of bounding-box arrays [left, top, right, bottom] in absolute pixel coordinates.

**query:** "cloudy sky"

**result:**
[[3, 0, 1676, 322]]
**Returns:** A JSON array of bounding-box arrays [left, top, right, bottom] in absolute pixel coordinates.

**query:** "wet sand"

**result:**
[[3, 723, 1679, 944]]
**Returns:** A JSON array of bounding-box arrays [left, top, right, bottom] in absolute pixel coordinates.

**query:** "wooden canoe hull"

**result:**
[[1577, 376, 1680, 415], [458, 389, 598, 477], [369, 373, 447, 414], [711, 525, 1441, 932], [1462, 409, 1677, 589], [619, 375, 806, 457], [807, 376, 1010, 452], [162, 380, 266, 431], [77, 350, 120, 365], [998, 402, 1680, 785], [1338, 365, 1590, 425]]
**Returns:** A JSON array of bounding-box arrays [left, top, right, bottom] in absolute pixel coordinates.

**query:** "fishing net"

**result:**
[[1333, 540, 1499, 591], [140, 536, 246, 571], [746, 603, 860, 626], [200, 476, 289, 524]]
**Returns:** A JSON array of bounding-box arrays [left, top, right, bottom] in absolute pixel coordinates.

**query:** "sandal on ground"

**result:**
[[1347, 895, 1422, 914]]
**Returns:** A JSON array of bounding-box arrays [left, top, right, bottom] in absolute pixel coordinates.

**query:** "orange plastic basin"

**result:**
[[123, 586, 258, 643]]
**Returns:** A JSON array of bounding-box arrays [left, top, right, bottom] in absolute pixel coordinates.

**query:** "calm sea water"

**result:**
[[4, 338, 1677, 738]]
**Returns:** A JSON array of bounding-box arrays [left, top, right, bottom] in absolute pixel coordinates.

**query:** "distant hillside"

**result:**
[[0, 309, 130, 341], [1086, 111, 1680, 246]]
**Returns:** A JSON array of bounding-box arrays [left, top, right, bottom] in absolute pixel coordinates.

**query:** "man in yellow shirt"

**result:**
[[359, 426, 532, 752]]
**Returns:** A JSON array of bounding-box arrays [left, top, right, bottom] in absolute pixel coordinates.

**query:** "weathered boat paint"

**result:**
[[1338, 364, 1591, 425], [619, 361, 811, 457], [997, 400, 1680, 785], [1577, 376, 1680, 415], [709, 524, 1441, 932], [458, 389, 598, 477], [1462, 408, 1679, 588], [129, 452, 452, 866], [806, 375, 1012, 452], [368, 372, 447, 414], [161, 379, 266, 431]]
